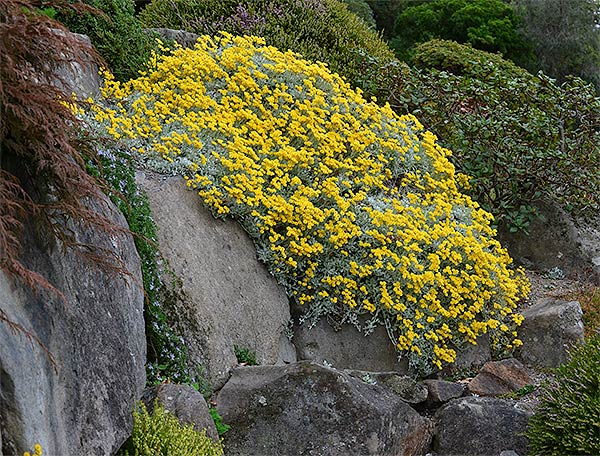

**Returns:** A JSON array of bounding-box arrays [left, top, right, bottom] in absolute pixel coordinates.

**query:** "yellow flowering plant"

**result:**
[[88, 33, 529, 373]]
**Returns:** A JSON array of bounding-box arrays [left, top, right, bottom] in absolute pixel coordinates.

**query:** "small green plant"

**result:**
[[234, 345, 257, 366], [119, 402, 224, 456], [526, 335, 600, 454], [209, 408, 231, 436], [499, 383, 535, 399]]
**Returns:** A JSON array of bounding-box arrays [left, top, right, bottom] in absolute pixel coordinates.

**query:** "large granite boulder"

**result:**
[[142, 384, 218, 441], [217, 362, 432, 455], [0, 196, 146, 456], [517, 299, 584, 367], [433, 397, 533, 455], [136, 172, 294, 388]]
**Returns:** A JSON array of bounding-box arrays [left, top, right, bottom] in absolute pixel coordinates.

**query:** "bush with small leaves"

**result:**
[[357, 41, 600, 233], [341, 0, 376, 28], [138, 0, 394, 88], [119, 402, 224, 456], [526, 335, 600, 454], [57, 0, 156, 81], [390, 0, 533, 66]]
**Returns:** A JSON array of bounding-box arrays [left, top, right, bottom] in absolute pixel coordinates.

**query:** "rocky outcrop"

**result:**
[[517, 299, 584, 367], [216, 361, 432, 455], [433, 397, 533, 455], [142, 384, 218, 441], [468, 359, 532, 396], [136, 172, 294, 388], [0, 196, 146, 456]]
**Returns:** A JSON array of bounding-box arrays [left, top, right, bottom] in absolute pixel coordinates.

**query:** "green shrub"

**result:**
[[526, 335, 600, 454], [364, 0, 403, 39], [412, 39, 531, 79], [138, 0, 394, 87], [119, 402, 224, 456], [390, 0, 532, 65], [356, 42, 600, 233], [57, 0, 156, 81], [87, 34, 529, 374], [341, 0, 375, 28]]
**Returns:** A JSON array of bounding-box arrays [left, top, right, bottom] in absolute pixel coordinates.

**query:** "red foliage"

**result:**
[[0, 0, 130, 360]]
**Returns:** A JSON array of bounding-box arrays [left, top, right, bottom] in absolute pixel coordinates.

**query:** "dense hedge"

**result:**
[[138, 0, 394, 87], [390, 0, 532, 66]]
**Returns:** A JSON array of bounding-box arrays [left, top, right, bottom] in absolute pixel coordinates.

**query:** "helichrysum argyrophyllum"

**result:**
[[90, 33, 529, 373]]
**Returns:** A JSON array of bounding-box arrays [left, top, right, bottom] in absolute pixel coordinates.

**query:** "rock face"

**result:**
[[498, 202, 600, 281], [293, 317, 408, 373], [147, 28, 200, 49], [142, 384, 218, 441], [468, 359, 532, 396], [53, 30, 101, 99], [517, 299, 584, 367], [217, 362, 432, 456], [136, 172, 294, 388], [0, 196, 146, 456], [433, 397, 533, 455]]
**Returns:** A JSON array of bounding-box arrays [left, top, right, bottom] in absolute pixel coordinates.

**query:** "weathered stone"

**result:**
[[433, 397, 533, 455], [142, 384, 218, 441], [498, 202, 600, 281], [0, 196, 145, 455], [345, 371, 428, 404], [136, 172, 294, 388], [217, 362, 432, 455], [451, 334, 492, 372], [468, 358, 532, 396], [500, 451, 521, 456], [382, 375, 428, 404], [147, 28, 200, 48], [52, 30, 100, 99], [516, 299, 584, 367], [423, 380, 465, 405], [293, 317, 408, 373]]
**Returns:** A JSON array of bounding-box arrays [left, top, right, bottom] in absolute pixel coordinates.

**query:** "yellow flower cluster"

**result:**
[[23, 444, 42, 456], [90, 33, 530, 372]]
